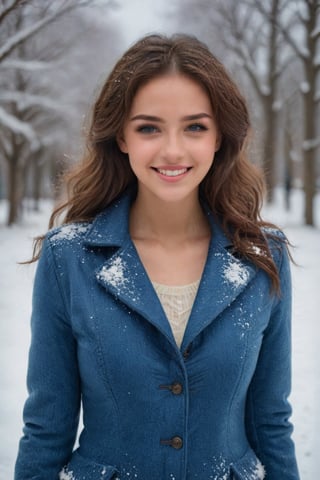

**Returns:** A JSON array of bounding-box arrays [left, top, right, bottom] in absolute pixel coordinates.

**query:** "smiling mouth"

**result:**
[[152, 167, 192, 177]]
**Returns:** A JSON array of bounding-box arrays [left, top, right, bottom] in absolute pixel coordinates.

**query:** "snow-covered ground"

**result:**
[[0, 189, 319, 479]]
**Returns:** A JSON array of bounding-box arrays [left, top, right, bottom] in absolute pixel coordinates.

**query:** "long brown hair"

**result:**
[[32, 33, 288, 292]]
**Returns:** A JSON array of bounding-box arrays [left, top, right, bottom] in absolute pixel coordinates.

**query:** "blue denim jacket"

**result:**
[[15, 191, 300, 479]]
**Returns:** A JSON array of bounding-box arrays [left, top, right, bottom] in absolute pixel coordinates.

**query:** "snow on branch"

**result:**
[[314, 54, 320, 69], [0, 59, 52, 71], [300, 82, 310, 93], [0, 91, 66, 112], [272, 100, 283, 112], [302, 138, 320, 152], [0, 0, 93, 62], [0, 106, 39, 150], [311, 25, 320, 39]]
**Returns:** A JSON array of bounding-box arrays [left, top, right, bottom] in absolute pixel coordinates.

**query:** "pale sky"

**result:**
[[109, 0, 177, 47]]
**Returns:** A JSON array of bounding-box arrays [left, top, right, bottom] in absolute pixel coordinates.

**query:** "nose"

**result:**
[[161, 132, 184, 163]]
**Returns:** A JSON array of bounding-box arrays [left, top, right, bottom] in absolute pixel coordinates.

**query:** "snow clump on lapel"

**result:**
[[223, 258, 250, 288], [97, 256, 128, 289]]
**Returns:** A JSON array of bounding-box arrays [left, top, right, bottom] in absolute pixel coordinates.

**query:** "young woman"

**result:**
[[15, 34, 300, 480]]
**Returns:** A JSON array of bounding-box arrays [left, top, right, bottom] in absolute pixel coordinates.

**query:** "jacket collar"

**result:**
[[83, 190, 133, 248], [84, 188, 232, 250], [84, 189, 257, 351]]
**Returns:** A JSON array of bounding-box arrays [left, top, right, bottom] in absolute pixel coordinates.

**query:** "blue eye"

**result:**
[[137, 125, 158, 134], [187, 123, 207, 132]]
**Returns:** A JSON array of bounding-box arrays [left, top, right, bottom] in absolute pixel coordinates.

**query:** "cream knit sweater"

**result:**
[[152, 280, 200, 347]]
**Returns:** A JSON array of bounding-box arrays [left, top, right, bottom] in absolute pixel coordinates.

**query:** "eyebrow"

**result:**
[[130, 113, 213, 122]]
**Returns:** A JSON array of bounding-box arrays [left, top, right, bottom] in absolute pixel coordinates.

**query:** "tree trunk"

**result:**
[[284, 111, 294, 211], [33, 159, 43, 211], [7, 157, 23, 225], [262, 0, 279, 203], [302, 1, 318, 226], [303, 89, 316, 226], [262, 96, 278, 203]]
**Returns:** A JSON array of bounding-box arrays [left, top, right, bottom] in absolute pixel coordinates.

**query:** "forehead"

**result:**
[[130, 73, 212, 115]]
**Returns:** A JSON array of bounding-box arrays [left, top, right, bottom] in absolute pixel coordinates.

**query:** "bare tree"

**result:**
[[216, 0, 289, 202], [283, 0, 319, 225], [0, 0, 120, 225], [174, 0, 296, 202], [248, 0, 319, 225]]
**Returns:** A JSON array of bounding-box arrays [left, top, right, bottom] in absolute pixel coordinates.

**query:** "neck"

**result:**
[[130, 189, 210, 243]]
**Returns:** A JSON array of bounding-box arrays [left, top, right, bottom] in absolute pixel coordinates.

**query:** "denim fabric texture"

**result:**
[[15, 190, 300, 480]]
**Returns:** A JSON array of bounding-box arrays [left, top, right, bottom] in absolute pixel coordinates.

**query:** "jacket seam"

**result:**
[[48, 237, 121, 460], [90, 277, 123, 459], [226, 320, 250, 458], [46, 238, 71, 324], [270, 240, 285, 312]]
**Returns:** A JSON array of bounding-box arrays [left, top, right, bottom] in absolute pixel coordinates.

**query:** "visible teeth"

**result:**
[[157, 168, 188, 177]]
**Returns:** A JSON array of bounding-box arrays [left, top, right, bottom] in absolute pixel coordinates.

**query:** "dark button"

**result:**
[[171, 382, 183, 395], [160, 436, 184, 449], [159, 382, 183, 394], [171, 436, 183, 449], [183, 345, 190, 359]]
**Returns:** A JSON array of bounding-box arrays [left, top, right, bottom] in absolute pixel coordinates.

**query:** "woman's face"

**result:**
[[118, 73, 220, 205]]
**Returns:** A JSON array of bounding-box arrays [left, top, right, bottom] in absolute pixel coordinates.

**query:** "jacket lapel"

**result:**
[[84, 191, 176, 346], [95, 240, 176, 345], [180, 240, 257, 351]]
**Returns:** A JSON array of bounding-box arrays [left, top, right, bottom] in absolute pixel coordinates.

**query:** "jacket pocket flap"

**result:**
[[230, 448, 265, 480], [59, 450, 118, 480]]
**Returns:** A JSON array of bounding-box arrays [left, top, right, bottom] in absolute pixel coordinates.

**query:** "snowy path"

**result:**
[[0, 191, 319, 479]]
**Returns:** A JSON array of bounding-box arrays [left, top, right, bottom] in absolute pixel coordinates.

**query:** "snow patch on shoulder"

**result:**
[[51, 223, 89, 242], [97, 257, 127, 289], [223, 259, 250, 287]]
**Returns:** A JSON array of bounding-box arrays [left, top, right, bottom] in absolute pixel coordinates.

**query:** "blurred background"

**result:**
[[0, 0, 319, 227], [0, 0, 319, 478]]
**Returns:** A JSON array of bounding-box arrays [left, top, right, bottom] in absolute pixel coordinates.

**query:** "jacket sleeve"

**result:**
[[14, 237, 81, 479], [245, 242, 300, 479]]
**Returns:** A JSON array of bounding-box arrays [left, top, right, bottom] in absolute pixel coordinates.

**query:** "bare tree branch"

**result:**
[[0, 105, 39, 147], [0, 0, 23, 24], [0, 58, 51, 70], [253, 0, 310, 61], [0, 0, 94, 62], [0, 90, 69, 111]]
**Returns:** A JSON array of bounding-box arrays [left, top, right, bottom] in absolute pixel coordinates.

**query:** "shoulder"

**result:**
[[45, 189, 133, 251], [261, 226, 289, 267], [47, 221, 92, 245], [261, 226, 286, 241], [45, 221, 93, 255]]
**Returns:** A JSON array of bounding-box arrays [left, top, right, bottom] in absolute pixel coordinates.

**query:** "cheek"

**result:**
[[127, 141, 158, 162], [193, 141, 216, 163]]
